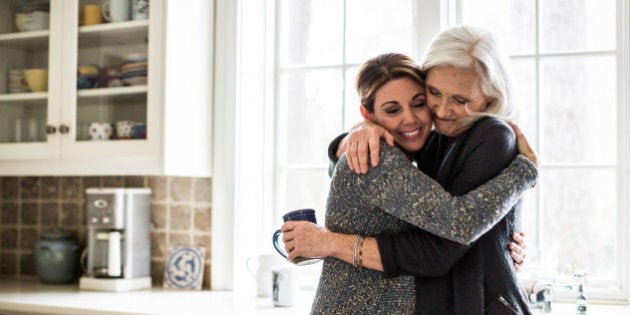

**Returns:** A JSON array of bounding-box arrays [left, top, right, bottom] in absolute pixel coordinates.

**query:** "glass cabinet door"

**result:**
[[73, 0, 149, 143], [0, 0, 53, 148], [0, 0, 161, 166]]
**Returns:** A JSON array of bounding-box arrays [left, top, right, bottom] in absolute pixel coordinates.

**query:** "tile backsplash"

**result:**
[[0, 176, 212, 289]]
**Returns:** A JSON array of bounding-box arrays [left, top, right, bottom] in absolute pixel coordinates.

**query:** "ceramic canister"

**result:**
[[34, 228, 80, 284]]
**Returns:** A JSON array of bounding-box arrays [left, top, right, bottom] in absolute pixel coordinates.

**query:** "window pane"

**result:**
[[541, 0, 616, 53], [540, 55, 616, 164], [345, 0, 413, 64], [520, 188, 540, 255], [277, 170, 332, 225], [278, 0, 343, 66], [542, 169, 617, 279], [461, 0, 535, 55], [343, 66, 363, 130], [509, 58, 537, 147], [279, 69, 344, 165]]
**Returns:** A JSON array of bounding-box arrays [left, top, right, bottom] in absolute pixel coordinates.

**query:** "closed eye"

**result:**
[[385, 107, 401, 114], [453, 96, 468, 105], [428, 88, 440, 96], [412, 101, 426, 108]]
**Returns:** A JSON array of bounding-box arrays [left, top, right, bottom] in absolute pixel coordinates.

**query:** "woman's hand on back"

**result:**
[[510, 232, 527, 271], [339, 120, 395, 174], [508, 121, 538, 167]]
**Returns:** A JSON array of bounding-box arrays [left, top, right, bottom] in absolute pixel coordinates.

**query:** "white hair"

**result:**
[[421, 25, 516, 122]]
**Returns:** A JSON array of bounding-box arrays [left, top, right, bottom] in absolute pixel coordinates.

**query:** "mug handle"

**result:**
[[245, 257, 257, 278], [19, 76, 30, 91], [272, 229, 288, 259], [102, 1, 112, 22]]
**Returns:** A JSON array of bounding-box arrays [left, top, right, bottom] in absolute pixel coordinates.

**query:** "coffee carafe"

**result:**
[[80, 187, 152, 291]]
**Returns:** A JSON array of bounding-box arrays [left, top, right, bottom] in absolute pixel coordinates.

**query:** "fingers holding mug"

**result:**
[[272, 209, 322, 266]]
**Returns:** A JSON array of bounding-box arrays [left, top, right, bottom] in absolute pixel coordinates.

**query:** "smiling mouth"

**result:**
[[400, 129, 421, 138]]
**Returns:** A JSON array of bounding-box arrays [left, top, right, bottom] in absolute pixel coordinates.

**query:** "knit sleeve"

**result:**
[[327, 132, 348, 178], [348, 144, 537, 244]]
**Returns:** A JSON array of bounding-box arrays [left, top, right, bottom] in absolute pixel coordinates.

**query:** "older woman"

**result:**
[[283, 26, 534, 314]]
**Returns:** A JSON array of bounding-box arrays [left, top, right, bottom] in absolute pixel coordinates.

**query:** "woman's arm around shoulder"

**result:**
[[351, 139, 537, 244]]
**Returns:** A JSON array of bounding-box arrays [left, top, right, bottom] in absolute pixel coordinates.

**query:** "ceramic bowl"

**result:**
[[23, 68, 48, 92], [121, 70, 147, 79], [78, 64, 100, 76], [14, 11, 49, 32], [77, 74, 99, 89], [121, 61, 147, 69], [123, 52, 148, 63], [122, 76, 147, 86]]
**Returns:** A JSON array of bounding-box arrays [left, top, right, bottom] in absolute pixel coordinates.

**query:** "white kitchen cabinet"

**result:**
[[0, 0, 213, 176]]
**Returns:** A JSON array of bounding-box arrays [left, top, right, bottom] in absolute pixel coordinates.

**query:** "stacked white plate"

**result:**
[[121, 53, 148, 86], [14, 2, 50, 32]]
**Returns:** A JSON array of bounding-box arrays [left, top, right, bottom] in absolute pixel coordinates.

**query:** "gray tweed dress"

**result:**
[[311, 143, 538, 314]]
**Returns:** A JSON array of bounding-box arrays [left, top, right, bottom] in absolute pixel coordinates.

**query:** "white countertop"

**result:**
[[1, 279, 629, 314], [0, 279, 314, 315]]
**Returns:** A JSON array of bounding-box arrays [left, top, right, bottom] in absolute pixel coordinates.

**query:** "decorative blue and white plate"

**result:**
[[164, 247, 206, 290]]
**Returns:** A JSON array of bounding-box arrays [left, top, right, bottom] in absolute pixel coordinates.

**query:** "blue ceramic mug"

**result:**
[[272, 209, 322, 266]]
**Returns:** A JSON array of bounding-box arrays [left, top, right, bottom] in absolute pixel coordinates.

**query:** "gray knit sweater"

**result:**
[[311, 143, 538, 314]]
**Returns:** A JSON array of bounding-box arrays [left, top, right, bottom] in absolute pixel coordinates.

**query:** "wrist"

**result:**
[[336, 136, 348, 159], [326, 231, 354, 260], [328, 133, 348, 161]]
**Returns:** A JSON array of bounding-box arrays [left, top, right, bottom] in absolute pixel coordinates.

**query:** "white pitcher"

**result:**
[[246, 254, 286, 297]]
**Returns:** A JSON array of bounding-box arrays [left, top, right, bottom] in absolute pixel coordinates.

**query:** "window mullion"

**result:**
[[534, 0, 544, 254], [617, 0, 630, 299]]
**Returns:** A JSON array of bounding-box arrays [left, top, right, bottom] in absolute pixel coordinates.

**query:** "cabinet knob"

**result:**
[[59, 125, 70, 134], [45, 125, 57, 134]]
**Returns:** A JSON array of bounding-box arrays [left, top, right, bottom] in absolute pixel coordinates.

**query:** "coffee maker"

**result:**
[[79, 188, 152, 291]]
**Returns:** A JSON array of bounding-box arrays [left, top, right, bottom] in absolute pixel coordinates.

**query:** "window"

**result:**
[[274, 0, 416, 223], [217, 0, 630, 299]]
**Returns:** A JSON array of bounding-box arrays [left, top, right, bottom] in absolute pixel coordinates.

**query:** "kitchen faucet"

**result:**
[[529, 282, 572, 313], [574, 270, 588, 314], [528, 270, 588, 314]]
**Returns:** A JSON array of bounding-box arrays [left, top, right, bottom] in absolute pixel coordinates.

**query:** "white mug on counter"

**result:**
[[272, 266, 298, 307]]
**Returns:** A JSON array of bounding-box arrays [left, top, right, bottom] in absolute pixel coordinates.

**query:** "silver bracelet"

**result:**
[[353, 234, 360, 268]]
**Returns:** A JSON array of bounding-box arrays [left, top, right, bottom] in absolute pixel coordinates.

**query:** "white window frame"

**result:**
[[212, 0, 630, 303]]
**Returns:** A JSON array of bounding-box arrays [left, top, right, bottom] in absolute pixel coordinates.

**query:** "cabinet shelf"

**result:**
[[0, 86, 147, 104], [78, 85, 147, 96], [0, 30, 49, 50], [79, 20, 149, 47], [0, 92, 47, 104], [77, 85, 147, 103]]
